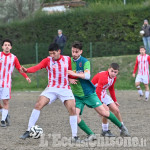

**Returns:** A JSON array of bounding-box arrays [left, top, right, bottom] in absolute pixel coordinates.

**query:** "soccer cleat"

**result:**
[[82, 134, 97, 142], [20, 131, 30, 140], [120, 125, 130, 137], [5, 114, 10, 126], [1, 120, 6, 127], [101, 130, 115, 137], [71, 136, 81, 143]]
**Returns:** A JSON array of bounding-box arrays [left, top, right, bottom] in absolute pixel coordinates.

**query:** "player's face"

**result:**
[[49, 50, 61, 61], [140, 48, 146, 55], [108, 68, 118, 78], [72, 47, 82, 60], [2, 42, 12, 54]]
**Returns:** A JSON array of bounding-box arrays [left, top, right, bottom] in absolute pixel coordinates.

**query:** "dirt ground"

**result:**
[[0, 90, 150, 150]]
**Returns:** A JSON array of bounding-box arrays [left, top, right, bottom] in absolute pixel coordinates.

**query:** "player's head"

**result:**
[[108, 63, 119, 78], [71, 41, 83, 60], [1, 39, 12, 54], [48, 43, 61, 60], [139, 46, 146, 55]]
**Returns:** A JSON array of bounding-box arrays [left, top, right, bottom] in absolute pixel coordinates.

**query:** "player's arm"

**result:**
[[21, 58, 48, 73], [132, 57, 138, 78], [68, 61, 91, 80], [91, 73, 100, 87], [14, 57, 31, 83], [108, 78, 118, 105]]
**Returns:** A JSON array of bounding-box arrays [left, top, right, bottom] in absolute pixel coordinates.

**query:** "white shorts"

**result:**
[[135, 74, 149, 84], [0, 87, 11, 100], [40, 87, 75, 104], [101, 95, 114, 106]]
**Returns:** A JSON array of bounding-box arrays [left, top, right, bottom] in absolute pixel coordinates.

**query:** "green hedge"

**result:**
[[0, 2, 149, 63]]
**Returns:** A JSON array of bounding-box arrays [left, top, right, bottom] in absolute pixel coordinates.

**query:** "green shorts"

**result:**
[[75, 92, 102, 115]]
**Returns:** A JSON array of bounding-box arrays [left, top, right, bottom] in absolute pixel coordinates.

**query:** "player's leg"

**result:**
[[94, 105, 130, 136], [64, 99, 81, 143], [1, 99, 9, 127], [144, 84, 149, 101], [0, 103, 3, 113], [20, 95, 50, 139], [101, 103, 115, 137], [135, 75, 143, 99], [1, 88, 11, 127]]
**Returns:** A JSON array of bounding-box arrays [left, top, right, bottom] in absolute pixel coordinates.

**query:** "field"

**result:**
[[0, 90, 150, 150]]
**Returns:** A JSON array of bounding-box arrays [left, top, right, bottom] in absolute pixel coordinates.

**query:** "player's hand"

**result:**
[[115, 102, 120, 107], [20, 66, 27, 73], [69, 78, 77, 84], [68, 70, 77, 76], [26, 77, 31, 83], [132, 73, 135, 78]]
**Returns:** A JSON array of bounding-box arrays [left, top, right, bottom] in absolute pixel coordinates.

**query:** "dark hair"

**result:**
[[72, 41, 82, 50], [109, 63, 119, 70], [139, 46, 146, 50], [2, 39, 12, 46], [48, 43, 59, 51]]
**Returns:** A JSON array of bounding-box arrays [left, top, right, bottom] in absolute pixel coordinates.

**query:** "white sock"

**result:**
[[138, 89, 143, 96], [70, 115, 77, 137], [1, 108, 8, 121], [102, 123, 109, 132], [27, 109, 40, 131], [0, 109, 2, 113], [121, 122, 124, 125], [145, 91, 149, 99]]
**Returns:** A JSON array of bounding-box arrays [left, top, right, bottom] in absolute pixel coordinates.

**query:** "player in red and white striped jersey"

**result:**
[[132, 46, 150, 101], [20, 43, 79, 142], [0, 39, 31, 127], [92, 63, 124, 137]]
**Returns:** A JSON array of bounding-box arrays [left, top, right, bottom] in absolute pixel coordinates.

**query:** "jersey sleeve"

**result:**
[[68, 56, 77, 79], [148, 55, 150, 64], [91, 73, 100, 87], [108, 77, 117, 102], [27, 58, 48, 73], [91, 73, 104, 101], [14, 57, 28, 79], [133, 57, 138, 74]]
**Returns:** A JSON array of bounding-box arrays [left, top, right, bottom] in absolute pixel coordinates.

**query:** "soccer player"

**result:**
[[68, 41, 130, 142], [91, 63, 124, 137], [0, 39, 31, 127], [20, 43, 79, 142], [132, 46, 150, 101]]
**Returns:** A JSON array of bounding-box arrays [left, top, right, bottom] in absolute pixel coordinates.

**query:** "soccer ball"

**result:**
[[140, 30, 145, 36], [29, 125, 43, 139]]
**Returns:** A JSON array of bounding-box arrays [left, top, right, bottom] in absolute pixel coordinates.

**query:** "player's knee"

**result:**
[[113, 109, 120, 115], [34, 102, 43, 110], [68, 106, 76, 115]]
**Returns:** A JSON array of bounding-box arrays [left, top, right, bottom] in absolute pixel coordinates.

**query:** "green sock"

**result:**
[[78, 119, 94, 135], [107, 111, 122, 128]]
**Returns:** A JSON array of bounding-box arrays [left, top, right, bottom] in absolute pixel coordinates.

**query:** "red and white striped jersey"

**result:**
[[0, 52, 28, 88], [133, 54, 150, 75], [91, 71, 117, 102], [27, 55, 72, 89]]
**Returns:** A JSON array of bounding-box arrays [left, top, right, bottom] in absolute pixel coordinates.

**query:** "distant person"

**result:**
[[132, 46, 150, 101], [54, 29, 67, 54], [141, 19, 150, 54], [0, 39, 31, 127]]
